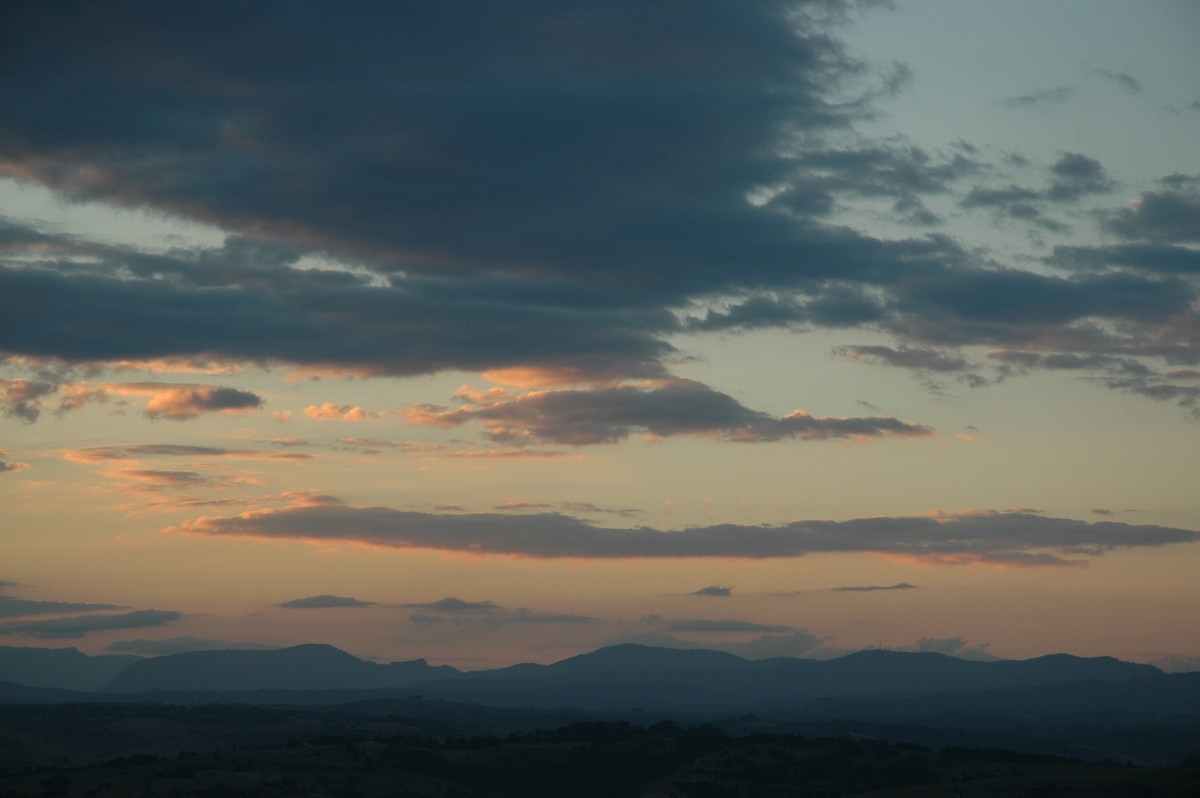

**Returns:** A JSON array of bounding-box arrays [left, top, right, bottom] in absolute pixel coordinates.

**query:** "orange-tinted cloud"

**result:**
[[304, 403, 376, 421], [0, 378, 55, 422], [51, 382, 265, 420], [0, 449, 29, 473]]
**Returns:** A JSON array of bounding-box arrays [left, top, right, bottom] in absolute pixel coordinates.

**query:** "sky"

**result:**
[[1, 0, 1199, 671]]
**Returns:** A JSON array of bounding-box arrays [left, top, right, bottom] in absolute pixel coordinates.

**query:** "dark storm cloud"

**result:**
[[277, 595, 377, 609], [0, 1, 1191, 417], [405, 379, 933, 445], [0, 609, 184, 639], [0, 242, 677, 382], [829, 582, 917, 592], [0, 595, 128, 618], [0, 1, 863, 294], [177, 498, 1200, 565]]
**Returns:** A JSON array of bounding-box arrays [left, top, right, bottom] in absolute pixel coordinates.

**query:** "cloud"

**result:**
[[175, 498, 1200, 566], [304, 403, 376, 422], [663, 619, 795, 634], [722, 631, 833, 659], [276, 594, 377, 609], [610, 629, 834, 659], [912, 636, 998, 661], [1, 379, 264, 422], [0, 595, 128, 618], [405, 379, 933, 446], [399, 597, 503, 613], [480, 608, 600, 627], [998, 84, 1075, 106], [1144, 654, 1200, 674], [1088, 67, 1142, 93], [1046, 152, 1112, 202], [0, 609, 184, 639], [835, 345, 969, 373], [829, 582, 917, 592], [0, 0, 1193, 422], [107, 636, 277, 655], [0, 379, 55, 422], [65, 444, 311, 463], [689, 585, 733, 597], [1002, 85, 1075, 106], [1102, 187, 1200, 243], [102, 468, 255, 497], [494, 499, 641, 518], [139, 384, 263, 419], [0, 451, 29, 473]]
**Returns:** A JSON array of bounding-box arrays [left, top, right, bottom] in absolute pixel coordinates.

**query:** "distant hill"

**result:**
[[102, 643, 460, 692], [0, 642, 1166, 714], [0, 646, 141, 691], [410, 645, 1161, 711]]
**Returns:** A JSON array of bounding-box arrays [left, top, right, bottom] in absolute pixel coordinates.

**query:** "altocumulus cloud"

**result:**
[[0, 610, 184, 639], [174, 498, 1200, 566]]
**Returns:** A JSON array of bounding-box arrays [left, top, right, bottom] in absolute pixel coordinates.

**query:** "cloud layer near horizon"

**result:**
[[174, 496, 1200, 567]]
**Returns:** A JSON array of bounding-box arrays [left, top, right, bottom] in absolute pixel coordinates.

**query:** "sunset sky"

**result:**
[[2, 0, 1199, 671]]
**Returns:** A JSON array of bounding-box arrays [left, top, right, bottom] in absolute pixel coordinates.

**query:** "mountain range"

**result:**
[[3, 643, 1198, 764], [0, 642, 1167, 710]]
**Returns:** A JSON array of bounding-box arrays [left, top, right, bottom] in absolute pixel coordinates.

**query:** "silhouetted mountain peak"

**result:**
[[102, 643, 457, 692], [0, 645, 141, 691]]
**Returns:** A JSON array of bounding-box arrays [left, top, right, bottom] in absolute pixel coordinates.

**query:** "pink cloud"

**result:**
[[304, 403, 376, 421]]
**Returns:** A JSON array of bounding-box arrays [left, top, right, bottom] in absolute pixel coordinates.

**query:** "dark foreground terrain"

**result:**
[[1, 704, 1198, 798]]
